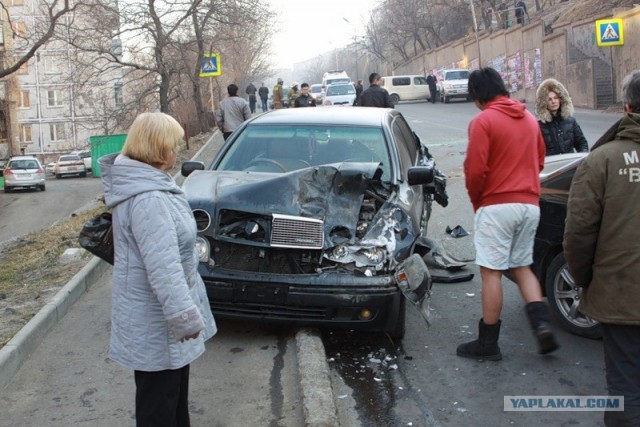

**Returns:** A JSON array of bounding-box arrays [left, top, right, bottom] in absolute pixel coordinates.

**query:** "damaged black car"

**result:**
[[181, 108, 448, 339]]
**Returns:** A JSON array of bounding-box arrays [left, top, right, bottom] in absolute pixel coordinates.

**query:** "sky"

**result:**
[[268, 0, 380, 70]]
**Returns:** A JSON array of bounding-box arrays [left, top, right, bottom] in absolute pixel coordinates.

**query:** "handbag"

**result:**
[[78, 212, 114, 265]]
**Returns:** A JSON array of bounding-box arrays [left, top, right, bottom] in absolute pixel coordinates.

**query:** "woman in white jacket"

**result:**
[[100, 112, 216, 427]]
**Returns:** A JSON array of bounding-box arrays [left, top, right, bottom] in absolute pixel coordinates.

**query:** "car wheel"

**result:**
[[390, 94, 400, 106], [386, 297, 406, 340], [81, 172, 87, 178], [4, 186, 11, 193], [545, 252, 602, 339], [55, 174, 62, 179], [444, 95, 450, 104], [39, 184, 46, 191]]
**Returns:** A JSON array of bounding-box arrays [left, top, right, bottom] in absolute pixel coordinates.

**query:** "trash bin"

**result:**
[[89, 134, 127, 177]]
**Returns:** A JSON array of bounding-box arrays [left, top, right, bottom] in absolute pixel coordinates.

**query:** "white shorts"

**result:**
[[473, 203, 540, 270]]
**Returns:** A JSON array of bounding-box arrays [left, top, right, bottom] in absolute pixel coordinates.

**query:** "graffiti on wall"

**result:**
[[525, 48, 542, 89]]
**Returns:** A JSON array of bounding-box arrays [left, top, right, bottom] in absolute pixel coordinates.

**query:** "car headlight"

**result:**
[[363, 248, 386, 264], [195, 236, 210, 262]]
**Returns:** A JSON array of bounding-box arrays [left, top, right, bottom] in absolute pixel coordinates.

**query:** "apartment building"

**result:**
[[2, 0, 123, 161]]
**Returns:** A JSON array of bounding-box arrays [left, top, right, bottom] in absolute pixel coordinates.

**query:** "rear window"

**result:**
[[310, 86, 322, 93], [8, 159, 40, 169], [59, 155, 81, 162]]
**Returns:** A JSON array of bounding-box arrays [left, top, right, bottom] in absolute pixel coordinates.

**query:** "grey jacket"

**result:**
[[100, 153, 217, 371], [215, 96, 251, 133]]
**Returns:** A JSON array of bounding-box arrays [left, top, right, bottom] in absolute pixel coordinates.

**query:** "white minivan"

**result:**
[[380, 75, 430, 106]]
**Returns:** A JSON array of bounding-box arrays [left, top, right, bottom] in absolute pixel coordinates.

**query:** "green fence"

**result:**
[[89, 134, 127, 177]]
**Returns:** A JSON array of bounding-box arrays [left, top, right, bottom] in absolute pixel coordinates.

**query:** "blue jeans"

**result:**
[[260, 98, 268, 111]]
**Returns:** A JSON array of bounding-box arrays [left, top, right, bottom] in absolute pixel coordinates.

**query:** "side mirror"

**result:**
[[407, 165, 434, 186], [181, 161, 205, 177]]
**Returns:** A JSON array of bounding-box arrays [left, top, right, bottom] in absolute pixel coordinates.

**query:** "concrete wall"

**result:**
[[392, 4, 640, 109]]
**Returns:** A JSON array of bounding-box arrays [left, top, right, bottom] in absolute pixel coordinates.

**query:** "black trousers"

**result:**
[[602, 324, 640, 427], [134, 364, 191, 427]]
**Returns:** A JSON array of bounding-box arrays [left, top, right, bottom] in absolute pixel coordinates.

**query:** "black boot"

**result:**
[[525, 301, 559, 354], [456, 319, 502, 361]]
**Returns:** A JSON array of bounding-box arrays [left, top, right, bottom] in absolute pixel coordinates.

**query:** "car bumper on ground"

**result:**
[[199, 264, 402, 331]]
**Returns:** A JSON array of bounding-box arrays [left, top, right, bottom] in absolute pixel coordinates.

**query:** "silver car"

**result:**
[[55, 154, 87, 178], [323, 83, 357, 106], [3, 156, 46, 192]]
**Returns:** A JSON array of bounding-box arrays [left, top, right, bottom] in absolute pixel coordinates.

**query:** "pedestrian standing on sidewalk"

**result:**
[[216, 84, 251, 140], [564, 70, 640, 427], [358, 72, 394, 108], [458, 67, 559, 361], [258, 82, 269, 112], [426, 71, 438, 104], [100, 112, 217, 426], [245, 82, 257, 114]]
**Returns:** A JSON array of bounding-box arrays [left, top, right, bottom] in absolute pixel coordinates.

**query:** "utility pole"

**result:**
[[469, 0, 482, 67]]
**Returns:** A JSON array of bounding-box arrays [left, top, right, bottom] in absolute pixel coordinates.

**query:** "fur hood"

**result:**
[[535, 78, 574, 123]]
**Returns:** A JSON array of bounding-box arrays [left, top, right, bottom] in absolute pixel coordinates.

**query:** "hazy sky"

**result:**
[[268, 0, 380, 69]]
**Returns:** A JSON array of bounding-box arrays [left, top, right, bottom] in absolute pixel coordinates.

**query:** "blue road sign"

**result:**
[[596, 19, 624, 47], [200, 53, 221, 77]]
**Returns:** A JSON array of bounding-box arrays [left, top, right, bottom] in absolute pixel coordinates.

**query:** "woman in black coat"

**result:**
[[535, 78, 589, 155]]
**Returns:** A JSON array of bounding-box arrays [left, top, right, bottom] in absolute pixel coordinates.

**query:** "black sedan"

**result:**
[[532, 152, 601, 339], [181, 107, 448, 339]]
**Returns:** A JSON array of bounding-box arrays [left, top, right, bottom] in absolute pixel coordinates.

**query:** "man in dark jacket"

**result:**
[[426, 72, 438, 104], [358, 73, 394, 108], [354, 79, 363, 105], [245, 82, 257, 114], [258, 83, 269, 112], [564, 70, 640, 427], [293, 83, 316, 107]]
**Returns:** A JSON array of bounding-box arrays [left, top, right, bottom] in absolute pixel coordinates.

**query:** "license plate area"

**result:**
[[233, 283, 288, 304]]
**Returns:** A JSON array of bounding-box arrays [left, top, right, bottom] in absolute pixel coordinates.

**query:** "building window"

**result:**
[[19, 124, 32, 142], [50, 123, 66, 141], [18, 90, 30, 108], [114, 83, 123, 107], [43, 56, 60, 74], [11, 22, 26, 38], [47, 90, 64, 107]]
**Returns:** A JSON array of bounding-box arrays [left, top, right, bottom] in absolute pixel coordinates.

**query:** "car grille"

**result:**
[[271, 213, 323, 249], [210, 301, 327, 320]]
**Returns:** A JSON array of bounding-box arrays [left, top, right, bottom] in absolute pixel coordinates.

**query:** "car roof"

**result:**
[[248, 107, 394, 127], [9, 156, 39, 161]]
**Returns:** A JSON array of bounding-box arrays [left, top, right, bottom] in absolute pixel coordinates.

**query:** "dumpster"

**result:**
[[89, 134, 127, 177]]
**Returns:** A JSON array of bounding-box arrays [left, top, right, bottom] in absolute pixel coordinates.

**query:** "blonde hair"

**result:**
[[122, 112, 184, 165]]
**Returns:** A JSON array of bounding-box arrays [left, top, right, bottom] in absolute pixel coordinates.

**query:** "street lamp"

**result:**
[[342, 17, 363, 81]]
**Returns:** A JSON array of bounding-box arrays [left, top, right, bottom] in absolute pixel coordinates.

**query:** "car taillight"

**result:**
[[4, 169, 12, 175], [36, 167, 44, 173]]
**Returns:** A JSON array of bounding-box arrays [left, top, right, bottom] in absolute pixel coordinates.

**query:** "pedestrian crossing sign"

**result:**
[[596, 19, 624, 47], [199, 53, 221, 77]]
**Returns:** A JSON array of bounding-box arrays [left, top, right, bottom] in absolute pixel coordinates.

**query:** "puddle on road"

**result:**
[[322, 331, 404, 426]]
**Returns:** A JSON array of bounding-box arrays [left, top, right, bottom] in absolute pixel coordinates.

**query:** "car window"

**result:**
[[310, 86, 322, 93], [8, 160, 40, 169], [413, 77, 427, 85], [59, 155, 80, 162], [392, 77, 410, 86], [326, 85, 355, 96], [391, 117, 418, 178], [445, 71, 469, 80], [217, 125, 391, 180]]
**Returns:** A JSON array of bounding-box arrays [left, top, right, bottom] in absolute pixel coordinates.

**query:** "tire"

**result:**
[[55, 174, 62, 179], [4, 186, 11, 193], [39, 184, 46, 191], [545, 252, 602, 339], [80, 172, 87, 178], [444, 95, 450, 104], [390, 94, 400, 106], [386, 296, 406, 340]]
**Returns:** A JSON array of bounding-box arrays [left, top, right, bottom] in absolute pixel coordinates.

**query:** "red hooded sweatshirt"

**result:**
[[464, 96, 545, 212]]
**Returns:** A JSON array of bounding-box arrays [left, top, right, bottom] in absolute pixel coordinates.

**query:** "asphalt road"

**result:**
[[0, 174, 103, 245]]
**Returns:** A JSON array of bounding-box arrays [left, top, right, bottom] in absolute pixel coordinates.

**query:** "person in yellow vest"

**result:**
[[272, 78, 284, 109], [288, 82, 300, 108]]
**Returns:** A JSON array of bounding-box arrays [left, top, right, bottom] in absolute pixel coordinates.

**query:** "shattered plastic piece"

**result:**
[[446, 225, 469, 238], [369, 358, 382, 364], [374, 377, 382, 382], [337, 394, 348, 399], [389, 364, 398, 370], [327, 357, 335, 362], [465, 293, 475, 297]]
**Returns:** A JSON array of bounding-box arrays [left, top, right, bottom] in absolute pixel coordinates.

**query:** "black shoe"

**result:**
[[526, 302, 559, 354], [456, 319, 502, 361]]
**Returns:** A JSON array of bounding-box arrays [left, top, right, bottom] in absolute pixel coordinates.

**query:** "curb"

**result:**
[[296, 328, 339, 426], [0, 257, 110, 391]]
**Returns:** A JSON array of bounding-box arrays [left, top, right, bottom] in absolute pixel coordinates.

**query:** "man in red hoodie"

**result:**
[[457, 67, 559, 361]]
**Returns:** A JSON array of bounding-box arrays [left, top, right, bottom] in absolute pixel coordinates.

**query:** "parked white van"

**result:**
[[379, 75, 430, 106], [322, 70, 351, 88]]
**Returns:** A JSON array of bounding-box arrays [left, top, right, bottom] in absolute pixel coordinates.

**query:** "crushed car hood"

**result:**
[[184, 162, 385, 247]]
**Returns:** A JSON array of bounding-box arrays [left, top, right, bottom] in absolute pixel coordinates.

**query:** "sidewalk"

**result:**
[[0, 131, 338, 426]]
